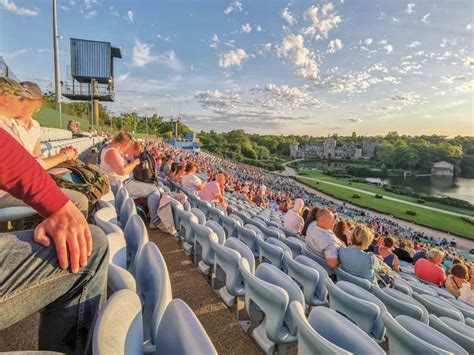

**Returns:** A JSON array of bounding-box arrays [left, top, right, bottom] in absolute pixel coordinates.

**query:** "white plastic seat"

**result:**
[[136, 242, 172, 347], [93, 289, 143, 355], [124, 214, 149, 275], [94, 207, 123, 237], [120, 197, 137, 228]]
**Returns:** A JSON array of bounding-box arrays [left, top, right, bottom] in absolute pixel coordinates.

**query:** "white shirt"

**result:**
[[283, 210, 304, 234], [181, 174, 202, 194], [305, 222, 344, 259], [8, 118, 41, 154], [99, 146, 130, 185]]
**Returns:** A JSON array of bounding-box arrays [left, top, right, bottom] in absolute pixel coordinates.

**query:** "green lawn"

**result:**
[[298, 169, 474, 217], [296, 176, 474, 240]]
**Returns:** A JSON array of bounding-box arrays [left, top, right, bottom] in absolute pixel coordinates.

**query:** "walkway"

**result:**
[[148, 228, 262, 354]]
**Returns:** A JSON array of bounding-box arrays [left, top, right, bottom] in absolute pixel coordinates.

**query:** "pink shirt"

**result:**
[[414, 258, 446, 286], [199, 181, 222, 202]]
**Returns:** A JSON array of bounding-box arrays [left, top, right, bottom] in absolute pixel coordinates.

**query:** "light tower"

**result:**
[[170, 116, 181, 140]]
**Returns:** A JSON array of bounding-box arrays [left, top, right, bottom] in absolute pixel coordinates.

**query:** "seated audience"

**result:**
[[181, 162, 204, 194], [252, 185, 268, 208], [339, 225, 376, 281], [333, 220, 352, 246], [412, 246, 428, 264], [445, 264, 471, 297], [0, 127, 108, 354], [374, 237, 400, 271], [393, 240, 414, 263], [301, 206, 319, 236], [305, 208, 342, 269], [199, 173, 226, 208], [414, 248, 447, 286], [283, 198, 305, 234], [99, 131, 161, 228]]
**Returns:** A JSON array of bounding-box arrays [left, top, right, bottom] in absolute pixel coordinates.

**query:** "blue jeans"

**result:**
[[0, 225, 109, 354]]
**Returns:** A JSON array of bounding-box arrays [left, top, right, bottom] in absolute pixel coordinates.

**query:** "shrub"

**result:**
[[352, 194, 361, 199], [375, 194, 383, 199], [406, 210, 417, 216], [417, 199, 426, 204]]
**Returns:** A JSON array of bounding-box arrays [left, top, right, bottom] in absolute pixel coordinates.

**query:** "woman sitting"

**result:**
[[339, 225, 377, 282], [414, 248, 446, 286], [333, 220, 353, 246], [373, 237, 400, 272], [301, 206, 319, 236], [445, 264, 471, 299], [99, 132, 161, 229]]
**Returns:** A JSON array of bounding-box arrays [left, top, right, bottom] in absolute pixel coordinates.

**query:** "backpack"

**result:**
[[50, 160, 110, 212], [133, 151, 157, 184]]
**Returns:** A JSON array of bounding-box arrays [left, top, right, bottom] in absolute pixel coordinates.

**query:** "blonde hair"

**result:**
[[428, 248, 445, 260], [351, 225, 374, 249]]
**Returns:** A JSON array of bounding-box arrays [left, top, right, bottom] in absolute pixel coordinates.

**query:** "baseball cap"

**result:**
[[0, 77, 34, 99]]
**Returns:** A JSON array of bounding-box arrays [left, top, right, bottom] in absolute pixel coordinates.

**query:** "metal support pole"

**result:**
[[52, 0, 62, 128]]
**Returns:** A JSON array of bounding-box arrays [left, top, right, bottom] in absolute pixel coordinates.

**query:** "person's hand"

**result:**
[[34, 201, 92, 273], [60, 147, 77, 160]]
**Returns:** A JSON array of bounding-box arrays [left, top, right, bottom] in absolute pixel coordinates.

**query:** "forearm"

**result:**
[[41, 153, 68, 170]]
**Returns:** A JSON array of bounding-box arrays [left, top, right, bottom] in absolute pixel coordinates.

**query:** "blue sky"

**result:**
[[1, 0, 473, 136]]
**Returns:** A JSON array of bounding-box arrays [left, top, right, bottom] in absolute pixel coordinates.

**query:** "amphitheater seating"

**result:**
[[290, 302, 384, 355], [0, 206, 37, 223], [372, 286, 429, 323], [239, 259, 302, 354], [236, 224, 261, 257], [93, 289, 144, 355], [428, 315, 474, 353], [335, 267, 373, 291], [40, 127, 72, 142], [123, 214, 149, 275], [120, 197, 138, 228], [256, 237, 291, 272], [94, 206, 123, 236], [285, 254, 329, 307], [326, 280, 386, 342], [447, 299, 474, 320], [382, 312, 468, 354], [155, 299, 217, 355], [411, 292, 465, 322], [302, 247, 335, 276], [192, 223, 219, 276], [135, 242, 172, 347]]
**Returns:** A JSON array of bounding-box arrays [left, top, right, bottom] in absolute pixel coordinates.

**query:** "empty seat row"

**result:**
[[40, 127, 72, 142]]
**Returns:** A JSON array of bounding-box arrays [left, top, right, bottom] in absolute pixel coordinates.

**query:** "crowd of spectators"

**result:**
[[0, 76, 473, 354]]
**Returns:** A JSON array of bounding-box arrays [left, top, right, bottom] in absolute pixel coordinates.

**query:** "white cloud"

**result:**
[[327, 71, 399, 93], [303, 3, 342, 40], [241, 23, 252, 33], [219, 49, 248, 68], [131, 40, 184, 72], [368, 63, 389, 73], [256, 25, 262, 32], [127, 10, 134, 22], [391, 92, 421, 105], [83, 10, 97, 19], [405, 3, 415, 14], [281, 8, 296, 25], [327, 39, 343, 54], [277, 34, 319, 80], [0, 0, 37, 15], [251, 83, 324, 109], [467, 24, 472, 30], [392, 16, 400, 23], [384, 44, 394, 54], [421, 13, 431, 24], [463, 57, 474, 67], [209, 34, 220, 49], [408, 41, 421, 48], [365, 38, 373, 45], [224, 1, 242, 15]]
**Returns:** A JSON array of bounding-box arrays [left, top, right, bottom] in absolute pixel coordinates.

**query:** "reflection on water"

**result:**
[[382, 176, 474, 204]]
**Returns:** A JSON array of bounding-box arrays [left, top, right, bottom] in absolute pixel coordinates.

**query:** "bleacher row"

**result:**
[[94, 173, 474, 355]]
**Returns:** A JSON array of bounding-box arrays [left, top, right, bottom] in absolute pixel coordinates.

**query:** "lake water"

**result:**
[[380, 176, 474, 204]]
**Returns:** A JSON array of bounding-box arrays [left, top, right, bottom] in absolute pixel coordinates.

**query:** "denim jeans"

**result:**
[[123, 179, 161, 225], [0, 225, 109, 354]]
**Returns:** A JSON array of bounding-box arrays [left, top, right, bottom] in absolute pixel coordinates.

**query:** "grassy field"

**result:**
[[298, 169, 474, 217], [296, 176, 474, 240]]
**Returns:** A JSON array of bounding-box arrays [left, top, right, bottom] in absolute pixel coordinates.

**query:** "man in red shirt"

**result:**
[[0, 78, 108, 354], [414, 248, 447, 286]]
